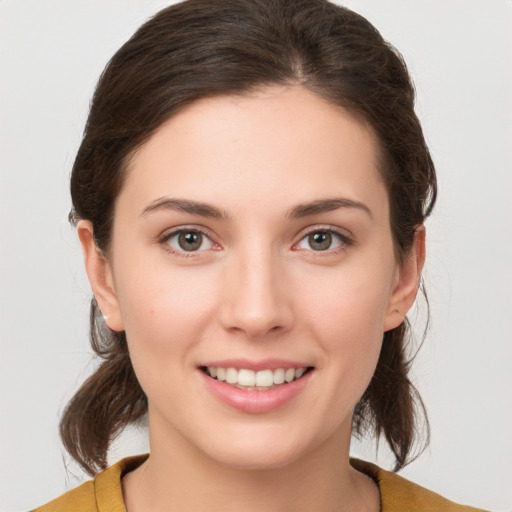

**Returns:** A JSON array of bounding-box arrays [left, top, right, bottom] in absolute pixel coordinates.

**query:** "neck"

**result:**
[[123, 415, 379, 512]]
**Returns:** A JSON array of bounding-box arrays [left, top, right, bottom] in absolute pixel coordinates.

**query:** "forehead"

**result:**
[[120, 86, 387, 218]]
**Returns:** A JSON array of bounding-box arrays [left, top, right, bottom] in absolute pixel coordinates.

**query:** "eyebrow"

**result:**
[[141, 196, 372, 221], [141, 197, 230, 220], [287, 198, 373, 219]]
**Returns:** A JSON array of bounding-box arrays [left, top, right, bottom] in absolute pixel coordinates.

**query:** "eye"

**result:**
[[295, 229, 349, 252], [164, 229, 214, 253]]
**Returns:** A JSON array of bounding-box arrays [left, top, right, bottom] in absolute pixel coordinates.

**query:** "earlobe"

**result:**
[[77, 220, 124, 332], [383, 225, 426, 332]]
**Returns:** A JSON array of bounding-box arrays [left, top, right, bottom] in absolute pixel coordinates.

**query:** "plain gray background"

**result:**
[[1, 1, 511, 511]]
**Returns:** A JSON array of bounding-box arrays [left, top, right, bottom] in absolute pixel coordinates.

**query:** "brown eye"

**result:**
[[164, 229, 214, 253], [308, 231, 332, 251], [295, 229, 348, 252], [178, 231, 203, 251]]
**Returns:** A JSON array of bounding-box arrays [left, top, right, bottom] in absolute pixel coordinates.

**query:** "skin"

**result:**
[[79, 85, 425, 512]]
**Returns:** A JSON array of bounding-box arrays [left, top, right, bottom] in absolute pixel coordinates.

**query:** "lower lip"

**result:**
[[199, 369, 313, 414]]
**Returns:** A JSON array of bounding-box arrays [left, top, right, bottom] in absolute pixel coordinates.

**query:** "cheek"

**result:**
[[113, 262, 219, 357], [296, 262, 394, 346], [113, 265, 222, 411], [293, 259, 396, 403], [313, 282, 385, 379]]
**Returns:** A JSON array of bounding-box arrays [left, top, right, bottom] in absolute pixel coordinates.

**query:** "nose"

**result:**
[[218, 245, 293, 339]]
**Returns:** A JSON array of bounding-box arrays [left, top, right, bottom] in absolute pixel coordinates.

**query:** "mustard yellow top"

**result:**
[[32, 455, 487, 512]]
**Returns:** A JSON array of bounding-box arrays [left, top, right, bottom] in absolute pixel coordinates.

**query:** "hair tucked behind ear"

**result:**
[[61, 0, 436, 475], [60, 299, 147, 476]]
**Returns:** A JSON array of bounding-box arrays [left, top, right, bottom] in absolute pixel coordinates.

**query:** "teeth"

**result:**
[[273, 368, 285, 385], [206, 366, 309, 388], [238, 369, 255, 387], [225, 367, 238, 384], [255, 369, 273, 387], [285, 368, 295, 383]]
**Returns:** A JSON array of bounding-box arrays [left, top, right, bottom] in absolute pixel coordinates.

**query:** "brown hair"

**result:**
[[61, 0, 437, 476]]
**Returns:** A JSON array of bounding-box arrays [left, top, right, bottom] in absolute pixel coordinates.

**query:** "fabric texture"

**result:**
[[32, 455, 487, 512]]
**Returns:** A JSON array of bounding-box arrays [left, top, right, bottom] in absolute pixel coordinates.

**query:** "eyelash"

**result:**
[[158, 225, 354, 257]]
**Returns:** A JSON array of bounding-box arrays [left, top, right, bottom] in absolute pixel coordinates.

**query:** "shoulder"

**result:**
[[351, 459, 489, 512], [31, 454, 149, 512]]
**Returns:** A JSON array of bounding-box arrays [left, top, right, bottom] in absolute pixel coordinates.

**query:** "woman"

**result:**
[[32, 0, 487, 510]]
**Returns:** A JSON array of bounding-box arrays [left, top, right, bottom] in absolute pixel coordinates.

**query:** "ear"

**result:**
[[383, 225, 426, 332], [77, 220, 124, 332]]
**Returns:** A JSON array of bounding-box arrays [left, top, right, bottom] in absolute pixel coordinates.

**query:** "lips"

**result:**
[[199, 361, 314, 413]]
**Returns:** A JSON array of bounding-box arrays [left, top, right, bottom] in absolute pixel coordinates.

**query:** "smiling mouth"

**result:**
[[200, 366, 314, 391]]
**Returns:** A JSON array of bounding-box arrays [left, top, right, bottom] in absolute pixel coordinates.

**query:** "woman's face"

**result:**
[[82, 86, 421, 469]]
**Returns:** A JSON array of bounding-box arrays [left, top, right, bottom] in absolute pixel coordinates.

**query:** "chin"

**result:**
[[194, 422, 328, 471], [209, 445, 303, 471]]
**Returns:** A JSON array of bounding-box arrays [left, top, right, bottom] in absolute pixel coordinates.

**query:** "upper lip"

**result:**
[[199, 359, 313, 371]]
